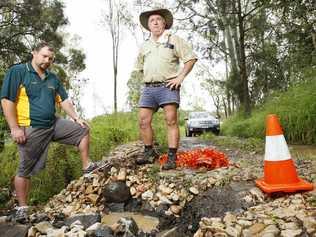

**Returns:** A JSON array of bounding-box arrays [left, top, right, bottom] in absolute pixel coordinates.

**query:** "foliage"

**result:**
[[127, 71, 143, 110], [173, 0, 315, 117], [221, 81, 316, 144]]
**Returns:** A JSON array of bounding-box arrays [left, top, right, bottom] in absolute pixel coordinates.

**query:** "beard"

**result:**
[[39, 63, 50, 70]]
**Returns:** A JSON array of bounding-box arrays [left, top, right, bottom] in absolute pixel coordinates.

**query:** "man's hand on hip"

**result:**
[[11, 127, 26, 144], [75, 118, 90, 128], [166, 76, 184, 90]]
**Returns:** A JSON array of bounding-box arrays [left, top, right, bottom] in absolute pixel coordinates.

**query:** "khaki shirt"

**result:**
[[134, 31, 197, 82]]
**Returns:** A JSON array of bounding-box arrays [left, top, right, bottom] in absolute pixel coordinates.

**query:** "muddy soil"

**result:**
[[174, 182, 255, 236]]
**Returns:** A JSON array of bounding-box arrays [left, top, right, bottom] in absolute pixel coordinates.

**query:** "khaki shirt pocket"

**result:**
[[159, 47, 176, 62]]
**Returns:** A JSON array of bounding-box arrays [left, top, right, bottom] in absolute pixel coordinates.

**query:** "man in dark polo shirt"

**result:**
[[1, 41, 98, 223]]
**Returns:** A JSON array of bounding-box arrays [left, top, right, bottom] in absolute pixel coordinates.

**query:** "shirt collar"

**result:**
[[150, 30, 170, 44], [26, 62, 49, 78]]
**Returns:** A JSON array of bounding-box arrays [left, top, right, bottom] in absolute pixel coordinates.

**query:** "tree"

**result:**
[[127, 71, 143, 109], [173, 0, 315, 117], [101, 0, 131, 113]]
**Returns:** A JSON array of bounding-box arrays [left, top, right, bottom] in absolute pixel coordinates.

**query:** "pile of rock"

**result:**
[[193, 192, 316, 236], [44, 141, 244, 218], [27, 213, 147, 237]]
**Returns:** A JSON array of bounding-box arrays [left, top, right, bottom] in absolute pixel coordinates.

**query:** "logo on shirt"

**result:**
[[47, 84, 55, 90]]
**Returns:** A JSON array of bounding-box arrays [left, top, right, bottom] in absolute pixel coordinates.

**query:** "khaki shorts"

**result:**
[[17, 118, 89, 177]]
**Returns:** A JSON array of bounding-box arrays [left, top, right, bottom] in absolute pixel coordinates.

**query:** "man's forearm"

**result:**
[[178, 59, 197, 81], [60, 99, 79, 120], [1, 98, 19, 129]]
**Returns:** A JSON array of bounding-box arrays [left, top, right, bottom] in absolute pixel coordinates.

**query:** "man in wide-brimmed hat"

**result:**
[[133, 8, 197, 170]]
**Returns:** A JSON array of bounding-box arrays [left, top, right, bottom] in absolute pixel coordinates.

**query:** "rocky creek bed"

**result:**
[[0, 137, 315, 237]]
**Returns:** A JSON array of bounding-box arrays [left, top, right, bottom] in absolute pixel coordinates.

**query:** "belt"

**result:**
[[144, 82, 166, 87]]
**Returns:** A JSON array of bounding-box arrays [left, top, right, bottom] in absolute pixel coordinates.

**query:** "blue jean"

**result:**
[[138, 85, 180, 111]]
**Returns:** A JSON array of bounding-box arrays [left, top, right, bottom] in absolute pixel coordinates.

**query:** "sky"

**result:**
[[63, 0, 220, 119]]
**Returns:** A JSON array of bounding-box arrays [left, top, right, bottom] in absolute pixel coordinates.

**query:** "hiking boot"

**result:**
[[136, 148, 159, 165], [11, 206, 29, 224], [83, 162, 99, 175], [162, 152, 177, 170]]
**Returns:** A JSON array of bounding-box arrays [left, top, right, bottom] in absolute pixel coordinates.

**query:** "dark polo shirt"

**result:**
[[1, 63, 68, 128]]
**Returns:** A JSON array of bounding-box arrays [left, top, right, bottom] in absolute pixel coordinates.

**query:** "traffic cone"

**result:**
[[256, 114, 314, 193]]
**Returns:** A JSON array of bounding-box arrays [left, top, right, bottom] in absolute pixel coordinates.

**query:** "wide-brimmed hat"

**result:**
[[139, 8, 173, 31]]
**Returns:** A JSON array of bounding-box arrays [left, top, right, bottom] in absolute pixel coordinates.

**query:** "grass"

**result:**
[[221, 81, 316, 145]]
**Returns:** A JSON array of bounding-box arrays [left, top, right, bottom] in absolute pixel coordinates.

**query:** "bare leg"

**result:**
[[163, 104, 179, 148], [78, 133, 90, 169], [139, 108, 154, 145], [14, 176, 30, 206]]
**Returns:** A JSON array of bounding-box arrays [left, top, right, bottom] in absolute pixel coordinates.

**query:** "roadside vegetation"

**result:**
[[221, 81, 316, 145]]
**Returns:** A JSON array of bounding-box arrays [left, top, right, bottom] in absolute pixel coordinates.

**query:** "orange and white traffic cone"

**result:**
[[256, 114, 314, 193]]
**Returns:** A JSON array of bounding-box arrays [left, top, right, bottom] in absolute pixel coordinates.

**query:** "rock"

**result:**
[[85, 185, 94, 194], [70, 219, 84, 229], [249, 187, 264, 202], [34, 221, 54, 234], [142, 190, 154, 200], [29, 213, 50, 224], [169, 192, 180, 202], [66, 227, 86, 237], [158, 185, 173, 195], [272, 207, 296, 218], [261, 225, 280, 235], [86, 223, 113, 237], [237, 219, 252, 227], [92, 177, 101, 187], [193, 229, 204, 237], [156, 192, 172, 205], [303, 216, 316, 233], [130, 187, 137, 196], [62, 205, 76, 216], [280, 229, 302, 237], [87, 193, 99, 205], [65, 213, 101, 229], [28, 226, 37, 237], [189, 187, 199, 195], [47, 227, 67, 237], [225, 225, 242, 237], [170, 205, 181, 215], [103, 181, 131, 203], [110, 167, 118, 176], [186, 194, 194, 202], [248, 223, 266, 234], [85, 222, 102, 231], [280, 222, 299, 230], [65, 195, 72, 203], [223, 213, 237, 224], [117, 168, 127, 181], [114, 217, 139, 237]]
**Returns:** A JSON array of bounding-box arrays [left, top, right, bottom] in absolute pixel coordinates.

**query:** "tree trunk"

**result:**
[[237, 0, 251, 116]]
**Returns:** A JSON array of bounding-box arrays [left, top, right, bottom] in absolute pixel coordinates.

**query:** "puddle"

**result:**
[[101, 212, 159, 232]]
